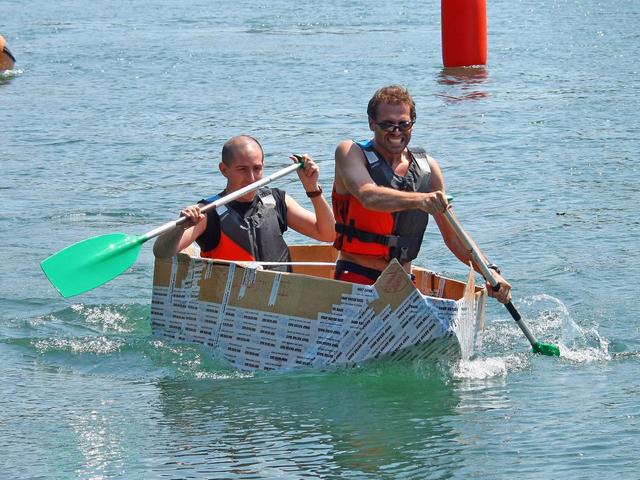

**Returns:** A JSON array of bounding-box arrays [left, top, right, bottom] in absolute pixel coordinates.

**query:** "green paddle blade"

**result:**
[[533, 341, 561, 357], [40, 233, 147, 298]]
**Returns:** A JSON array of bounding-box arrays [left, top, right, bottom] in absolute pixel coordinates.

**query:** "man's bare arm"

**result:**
[[334, 140, 447, 214], [285, 193, 335, 242]]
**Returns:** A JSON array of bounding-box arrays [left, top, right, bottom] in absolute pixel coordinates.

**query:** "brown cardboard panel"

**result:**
[[195, 261, 353, 319], [413, 266, 485, 300], [227, 267, 277, 308], [289, 244, 338, 278], [153, 254, 208, 289], [152, 257, 173, 287], [252, 272, 353, 318], [369, 260, 416, 313], [289, 264, 335, 279], [229, 267, 353, 318], [413, 268, 442, 297], [289, 244, 339, 263], [174, 254, 193, 289], [198, 263, 230, 304]]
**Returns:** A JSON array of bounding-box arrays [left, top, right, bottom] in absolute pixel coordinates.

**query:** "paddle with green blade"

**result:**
[[443, 206, 561, 357], [41, 161, 304, 298]]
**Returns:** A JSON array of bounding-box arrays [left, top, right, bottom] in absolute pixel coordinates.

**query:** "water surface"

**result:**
[[1, 0, 639, 478]]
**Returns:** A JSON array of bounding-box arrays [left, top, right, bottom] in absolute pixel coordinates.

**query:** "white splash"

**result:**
[[453, 357, 508, 379], [33, 336, 124, 355], [71, 304, 132, 333], [0, 68, 23, 78], [481, 293, 611, 364], [558, 325, 612, 363]]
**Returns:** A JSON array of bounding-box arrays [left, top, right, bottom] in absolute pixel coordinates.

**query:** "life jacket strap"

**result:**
[[335, 221, 424, 248]]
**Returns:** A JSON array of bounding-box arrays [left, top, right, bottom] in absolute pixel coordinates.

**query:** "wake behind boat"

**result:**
[[150, 244, 487, 372]]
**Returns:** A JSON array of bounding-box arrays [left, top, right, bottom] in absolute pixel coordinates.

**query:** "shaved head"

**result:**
[[221, 135, 264, 166]]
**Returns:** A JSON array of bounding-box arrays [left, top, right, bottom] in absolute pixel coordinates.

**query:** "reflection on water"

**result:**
[[71, 408, 125, 479], [436, 66, 490, 102], [153, 367, 476, 478]]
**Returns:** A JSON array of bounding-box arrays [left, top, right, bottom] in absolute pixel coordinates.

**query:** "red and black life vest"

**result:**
[[197, 187, 291, 272], [333, 140, 432, 263]]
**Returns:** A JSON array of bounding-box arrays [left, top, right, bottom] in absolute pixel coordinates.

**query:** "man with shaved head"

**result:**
[[153, 135, 335, 271]]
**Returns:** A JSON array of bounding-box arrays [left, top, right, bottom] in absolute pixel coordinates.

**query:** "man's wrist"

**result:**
[[486, 263, 501, 274], [306, 184, 323, 198]]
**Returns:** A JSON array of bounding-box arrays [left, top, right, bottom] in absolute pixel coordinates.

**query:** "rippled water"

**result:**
[[2, 0, 639, 478]]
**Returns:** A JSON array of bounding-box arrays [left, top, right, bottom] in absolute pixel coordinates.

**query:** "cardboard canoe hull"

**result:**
[[150, 245, 486, 371]]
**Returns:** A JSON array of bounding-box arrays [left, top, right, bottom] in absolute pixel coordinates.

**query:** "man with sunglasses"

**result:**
[[153, 135, 335, 271], [332, 85, 511, 304]]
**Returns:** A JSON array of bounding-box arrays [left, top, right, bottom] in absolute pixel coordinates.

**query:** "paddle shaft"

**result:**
[[443, 208, 540, 349], [39, 161, 304, 298], [143, 162, 303, 241]]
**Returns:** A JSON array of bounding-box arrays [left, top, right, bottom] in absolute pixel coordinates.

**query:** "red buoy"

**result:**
[[0, 34, 16, 71], [441, 0, 487, 68]]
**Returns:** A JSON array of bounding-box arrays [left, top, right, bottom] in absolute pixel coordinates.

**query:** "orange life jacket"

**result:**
[[198, 188, 291, 271], [333, 140, 432, 263]]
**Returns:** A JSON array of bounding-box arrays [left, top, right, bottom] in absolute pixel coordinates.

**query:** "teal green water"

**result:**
[[2, 0, 639, 478]]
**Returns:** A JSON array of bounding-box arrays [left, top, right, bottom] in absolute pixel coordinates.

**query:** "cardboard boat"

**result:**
[[150, 245, 486, 371]]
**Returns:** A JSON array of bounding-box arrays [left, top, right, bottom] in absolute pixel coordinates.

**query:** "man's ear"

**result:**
[[219, 162, 228, 178], [368, 116, 375, 132]]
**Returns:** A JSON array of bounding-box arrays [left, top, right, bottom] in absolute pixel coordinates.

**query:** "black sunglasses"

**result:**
[[374, 120, 415, 132]]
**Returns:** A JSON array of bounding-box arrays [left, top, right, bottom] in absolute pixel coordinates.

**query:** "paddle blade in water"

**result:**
[[533, 342, 561, 357], [40, 233, 146, 298]]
